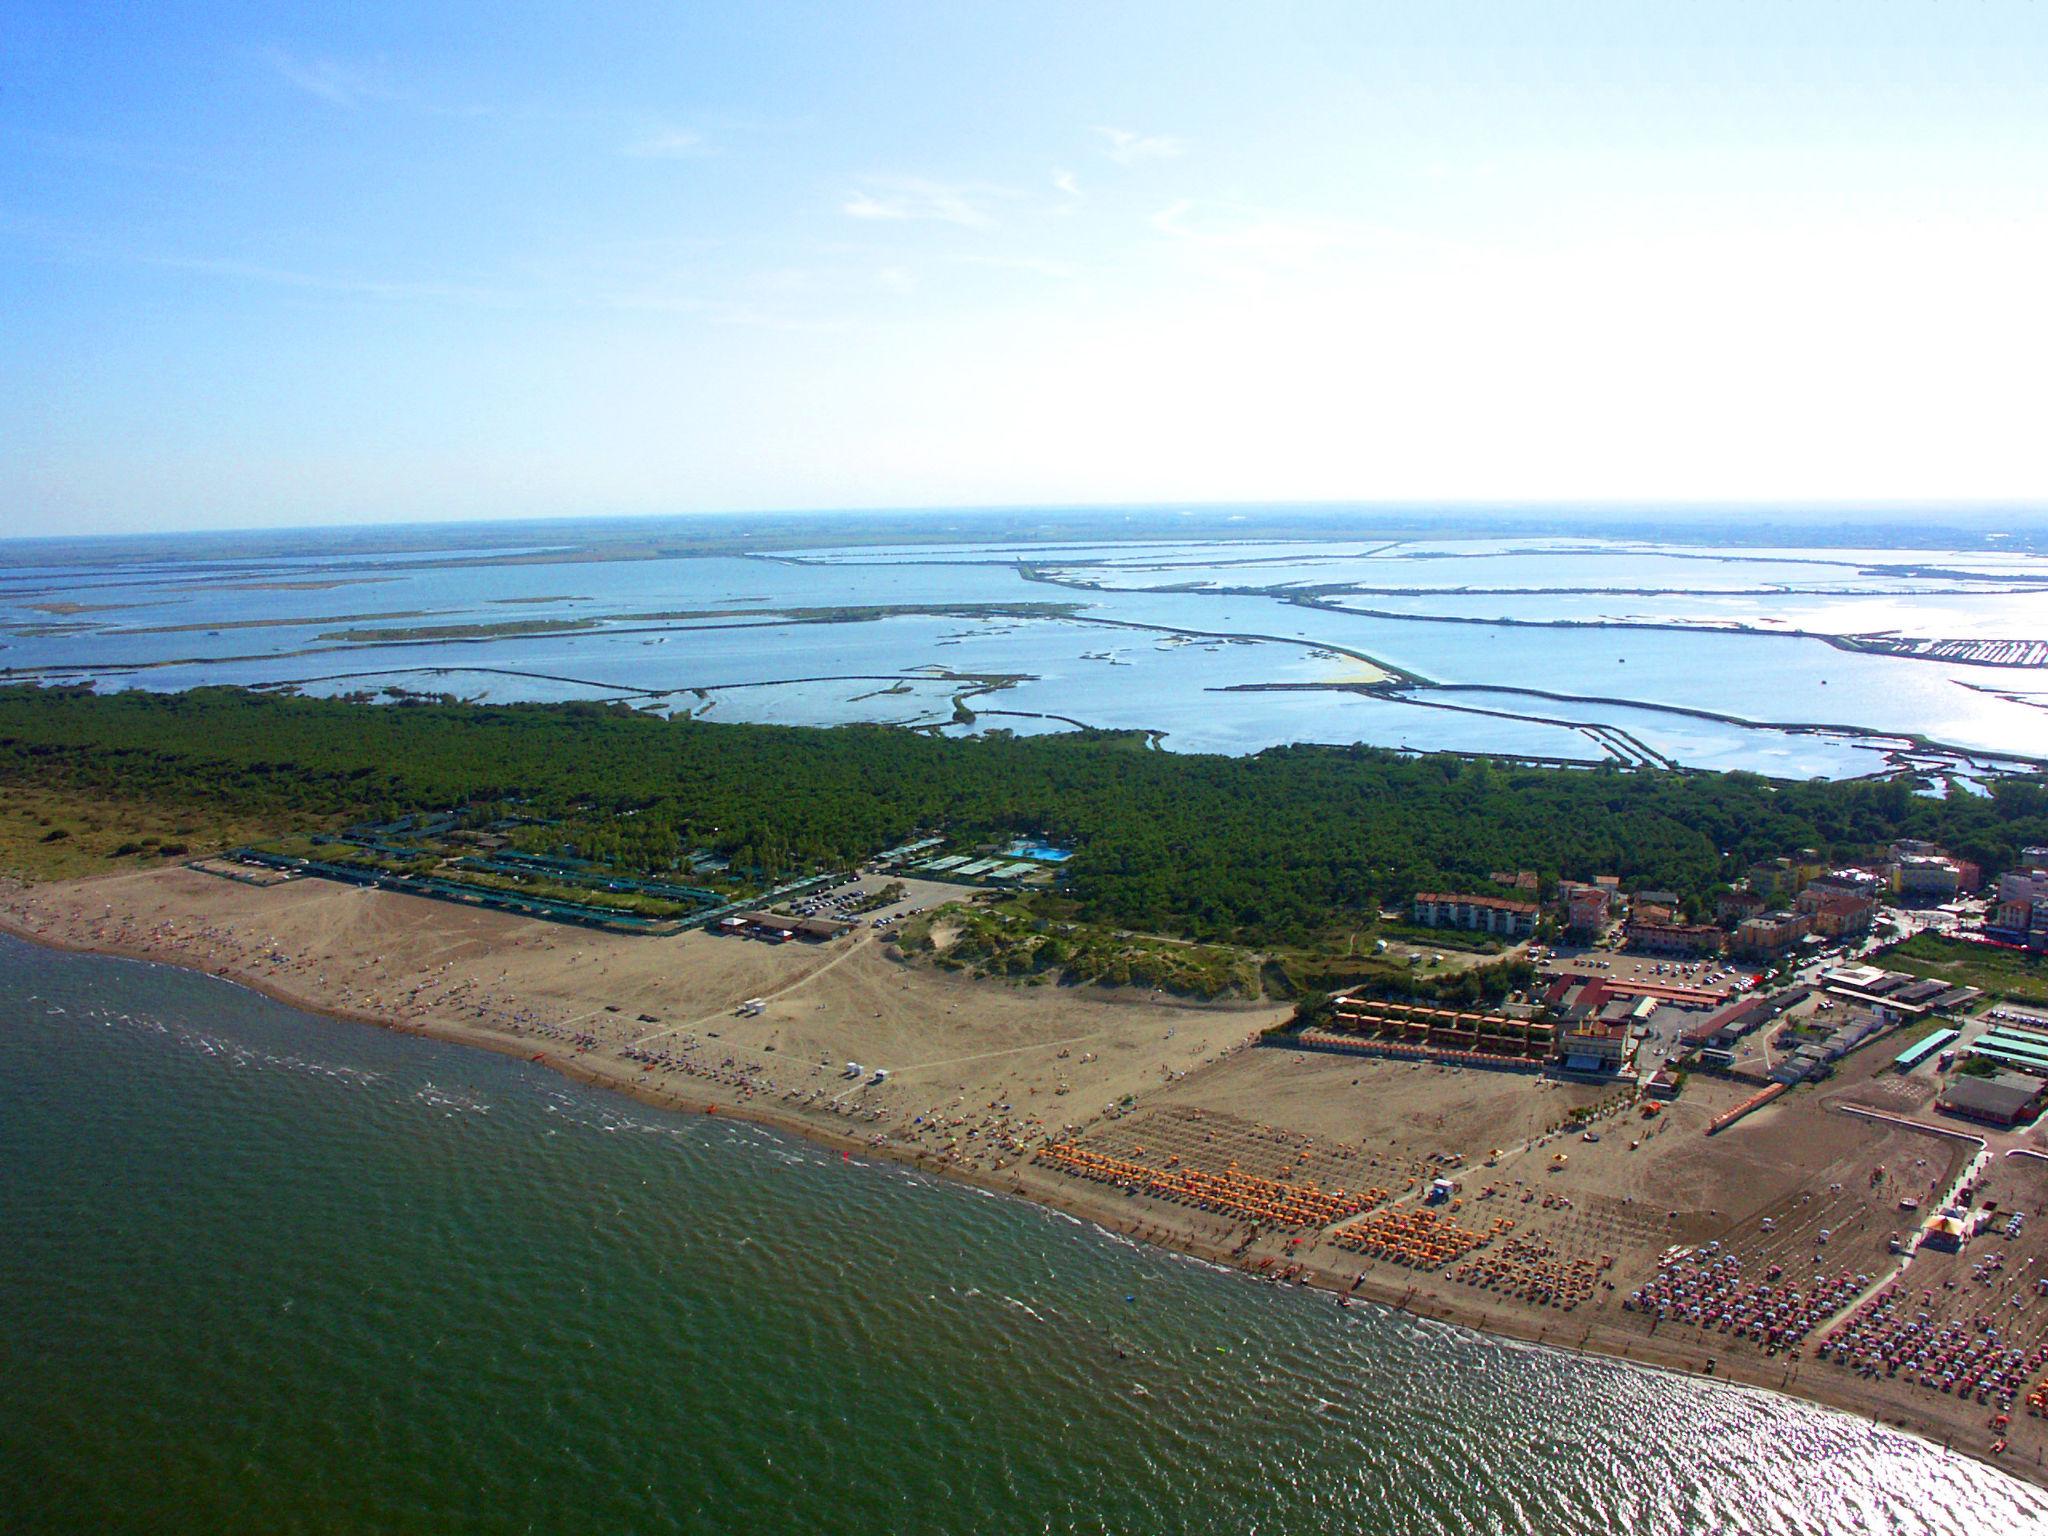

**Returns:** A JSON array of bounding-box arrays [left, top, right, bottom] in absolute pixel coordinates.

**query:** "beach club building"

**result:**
[[1327, 995, 1557, 1064], [1552, 1015, 1638, 1080], [719, 912, 855, 943]]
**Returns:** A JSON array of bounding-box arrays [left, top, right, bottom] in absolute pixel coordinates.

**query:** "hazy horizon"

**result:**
[[6, 498, 2048, 560]]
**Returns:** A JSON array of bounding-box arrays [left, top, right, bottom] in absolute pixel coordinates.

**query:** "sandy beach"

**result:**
[[7, 864, 2046, 1489]]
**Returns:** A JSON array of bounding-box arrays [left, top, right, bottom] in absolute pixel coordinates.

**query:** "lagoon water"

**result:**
[[5, 932, 2046, 1536], [5, 519, 2047, 776]]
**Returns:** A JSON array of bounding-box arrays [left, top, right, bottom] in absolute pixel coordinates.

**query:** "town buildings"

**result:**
[[1732, 910, 1807, 959], [1990, 864, 2048, 950], [1795, 886, 1877, 939], [1410, 892, 1540, 938], [1623, 917, 1726, 956], [1558, 881, 1614, 939]]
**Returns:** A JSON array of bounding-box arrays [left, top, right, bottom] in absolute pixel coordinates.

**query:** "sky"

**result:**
[[3, 1, 2045, 534]]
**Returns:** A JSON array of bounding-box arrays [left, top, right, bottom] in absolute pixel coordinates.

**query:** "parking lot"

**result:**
[[1539, 945, 1754, 997], [785, 874, 977, 932]]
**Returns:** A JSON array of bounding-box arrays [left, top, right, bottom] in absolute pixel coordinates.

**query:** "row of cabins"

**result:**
[[1329, 996, 1555, 1060]]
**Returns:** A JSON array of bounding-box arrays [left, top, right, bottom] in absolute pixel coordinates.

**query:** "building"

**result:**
[[722, 911, 854, 942], [1733, 910, 1808, 959], [1681, 990, 1803, 1054], [1895, 854, 1962, 900], [1795, 887, 1877, 939], [1821, 964, 1980, 1017], [1559, 882, 1613, 939], [1624, 919, 1726, 957], [1411, 892, 1540, 938], [1716, 888, 1766, 925], [1553, 1015, 1637, 1078], [1938, 1072, 2044, 1129], [1328, 995, 1556, 1061], [1992, 896, 2036, 934], [1805, 867, 1888, 900], [1988, 867, 2048, 949], [1747, 858, 1797, 896], [1999, 869, 2048, 904]]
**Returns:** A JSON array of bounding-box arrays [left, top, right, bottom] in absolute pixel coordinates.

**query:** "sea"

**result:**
[[5, 931, 2045, 1536]]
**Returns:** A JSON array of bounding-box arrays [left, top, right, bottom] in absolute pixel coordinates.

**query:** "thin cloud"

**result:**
[[841, 177, 1008, 229], [945, 253, 1078, 280], [624, 127, 715, 160], [1093, 126, 1185, 166], [1150, 198, 1469, 281], [140, 253, 512, 305], [262, 47, 385, 108], [1052, 169, 1082, 198]]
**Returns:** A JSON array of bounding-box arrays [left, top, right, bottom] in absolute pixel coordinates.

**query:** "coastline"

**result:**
[[3, 873, 2043, 1493]]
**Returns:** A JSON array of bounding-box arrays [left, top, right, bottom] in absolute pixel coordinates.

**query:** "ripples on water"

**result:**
[[3, 933, 2045, 1536]]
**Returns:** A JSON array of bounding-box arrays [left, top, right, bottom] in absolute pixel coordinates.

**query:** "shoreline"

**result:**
[[3, 888, 2043, 1493]]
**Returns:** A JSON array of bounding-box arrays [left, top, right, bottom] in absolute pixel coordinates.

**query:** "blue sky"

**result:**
[[4, 1, 2045, 533]]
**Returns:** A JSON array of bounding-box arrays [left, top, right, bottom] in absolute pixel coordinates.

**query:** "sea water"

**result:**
[[3, 932, 2044, 1536]]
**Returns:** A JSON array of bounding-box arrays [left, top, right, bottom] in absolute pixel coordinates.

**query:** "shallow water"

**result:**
[[6, 525, 2048, 773], [4, 933, 2046, 1536]]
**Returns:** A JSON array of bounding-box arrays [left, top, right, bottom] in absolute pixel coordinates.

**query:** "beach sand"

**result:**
[[6, 864, 2046, 1488]]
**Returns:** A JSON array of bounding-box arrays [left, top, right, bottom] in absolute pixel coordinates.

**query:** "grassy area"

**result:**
[[894, 898, 1262, 1000], [1885, 931, 2048, 1005], [1375, 921, 1509, 956], [0, 783, 299, 882], [889, 894, 1536, 1006]]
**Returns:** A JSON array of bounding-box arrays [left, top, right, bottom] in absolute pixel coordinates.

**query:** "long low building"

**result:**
[[719, 912, 855, 942], [1330, 995, 1556, 1061], [1939, 1072, 2045, 1128], [1624, 919, 1726, 957], [1965, 1037, 2048, 1077], [1893, 1027, 1959, 1073], [1410, 893, 1540, 938], [1820, 964, 1980, 1018]]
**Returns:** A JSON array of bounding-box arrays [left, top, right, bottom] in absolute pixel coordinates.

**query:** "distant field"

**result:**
[[1886, 932, 2048, 1005]]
